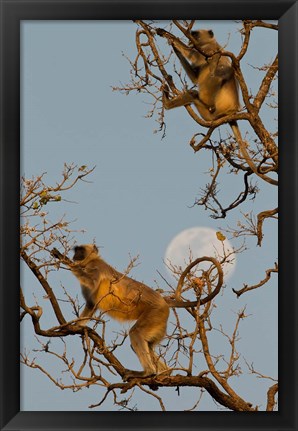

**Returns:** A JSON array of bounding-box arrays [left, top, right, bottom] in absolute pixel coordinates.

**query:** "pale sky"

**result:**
[[20, 20, 278, 411]]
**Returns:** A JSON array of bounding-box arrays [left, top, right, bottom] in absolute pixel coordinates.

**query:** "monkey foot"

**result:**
[[123, 367, 172, 382], [156, 368, 172, 377], [123, 369, 156, 382]]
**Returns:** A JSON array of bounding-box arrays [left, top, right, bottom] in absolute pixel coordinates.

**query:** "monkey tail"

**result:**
[[165, 298, 199, 308], [163, 256, 224, 310], [229, 120, 243, 144], [229, 121, 278, 186], [175, 256, 223, 302]]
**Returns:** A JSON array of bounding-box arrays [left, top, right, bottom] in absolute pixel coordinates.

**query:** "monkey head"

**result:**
[[189, 29, 215, 48], [73, 244, 98, 261]]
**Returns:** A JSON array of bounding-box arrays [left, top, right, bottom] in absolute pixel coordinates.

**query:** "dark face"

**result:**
[[190, 29, 214, 41], [191, 30, 200, 40], [73, 246, 87, 261]]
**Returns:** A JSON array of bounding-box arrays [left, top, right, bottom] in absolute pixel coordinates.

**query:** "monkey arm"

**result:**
[[213, 62, 234, 82], [156, 27, 175, 41], [51, 248, 100, 288], [51, 248, 72, 265], [155, 28, 191, 54], [71, 263, 100, 290], [173, 46, 200, 84], [156, 27, 202, 73], [207, 53, 221, 78], [172, 42, 203, 69], [52, 248, 101, 295]]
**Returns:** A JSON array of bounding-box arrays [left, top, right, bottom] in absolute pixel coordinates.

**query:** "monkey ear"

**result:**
[[208, 30, 214, 37]]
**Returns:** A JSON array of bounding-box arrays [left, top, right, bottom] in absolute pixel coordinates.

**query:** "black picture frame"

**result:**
[[0, 1, 297, 430]]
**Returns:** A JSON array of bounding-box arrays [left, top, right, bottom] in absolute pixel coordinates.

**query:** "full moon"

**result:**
[[164, 227, 236, 280]]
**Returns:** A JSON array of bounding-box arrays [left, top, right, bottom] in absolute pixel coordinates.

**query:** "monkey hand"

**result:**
[[155, 28, 167, 37], [155, 28, 175, 44], [51, 248, 73, 266], [161, 82, 170, 95], [51, 248, 64, 260]]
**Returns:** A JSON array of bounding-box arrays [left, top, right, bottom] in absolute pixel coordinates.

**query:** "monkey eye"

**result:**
[[208, 30, 214, 37]]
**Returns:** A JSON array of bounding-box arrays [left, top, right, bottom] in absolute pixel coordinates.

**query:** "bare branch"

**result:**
[[233, 263, 278, 297], [266, 383, 278, 411]]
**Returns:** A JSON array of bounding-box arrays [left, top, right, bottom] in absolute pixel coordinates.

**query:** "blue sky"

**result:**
[[20, 21, 278, 411]]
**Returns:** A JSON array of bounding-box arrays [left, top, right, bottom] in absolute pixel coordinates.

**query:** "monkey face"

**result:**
[[73, 244, 98, 261], [73, 246, 87, 261], [189, 29, 214, 46]]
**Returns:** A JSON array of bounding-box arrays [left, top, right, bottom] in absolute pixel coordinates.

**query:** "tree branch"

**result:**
[[20, 249, 66, 325], [233, 263, 278, 297]]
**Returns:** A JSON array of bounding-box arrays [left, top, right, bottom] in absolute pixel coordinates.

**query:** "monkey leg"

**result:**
[[163, 89, 197, 110], [163, 88, 216, 120], [123, 307, 169, 381], [77, 303, 94, 326], [124, 327, 156, 380], [148, 342, 171, 375]]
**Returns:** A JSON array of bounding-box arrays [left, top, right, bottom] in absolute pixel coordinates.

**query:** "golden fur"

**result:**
[[71, 244, 170, 380]]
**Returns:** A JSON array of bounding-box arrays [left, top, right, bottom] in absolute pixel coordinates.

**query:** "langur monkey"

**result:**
[[157, 28, 242, 143], [52, 244, 223, 380], [70, 244, 170, 380]]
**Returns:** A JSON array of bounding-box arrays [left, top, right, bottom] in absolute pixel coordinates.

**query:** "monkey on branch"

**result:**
[[52, 244, 223, 381]]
